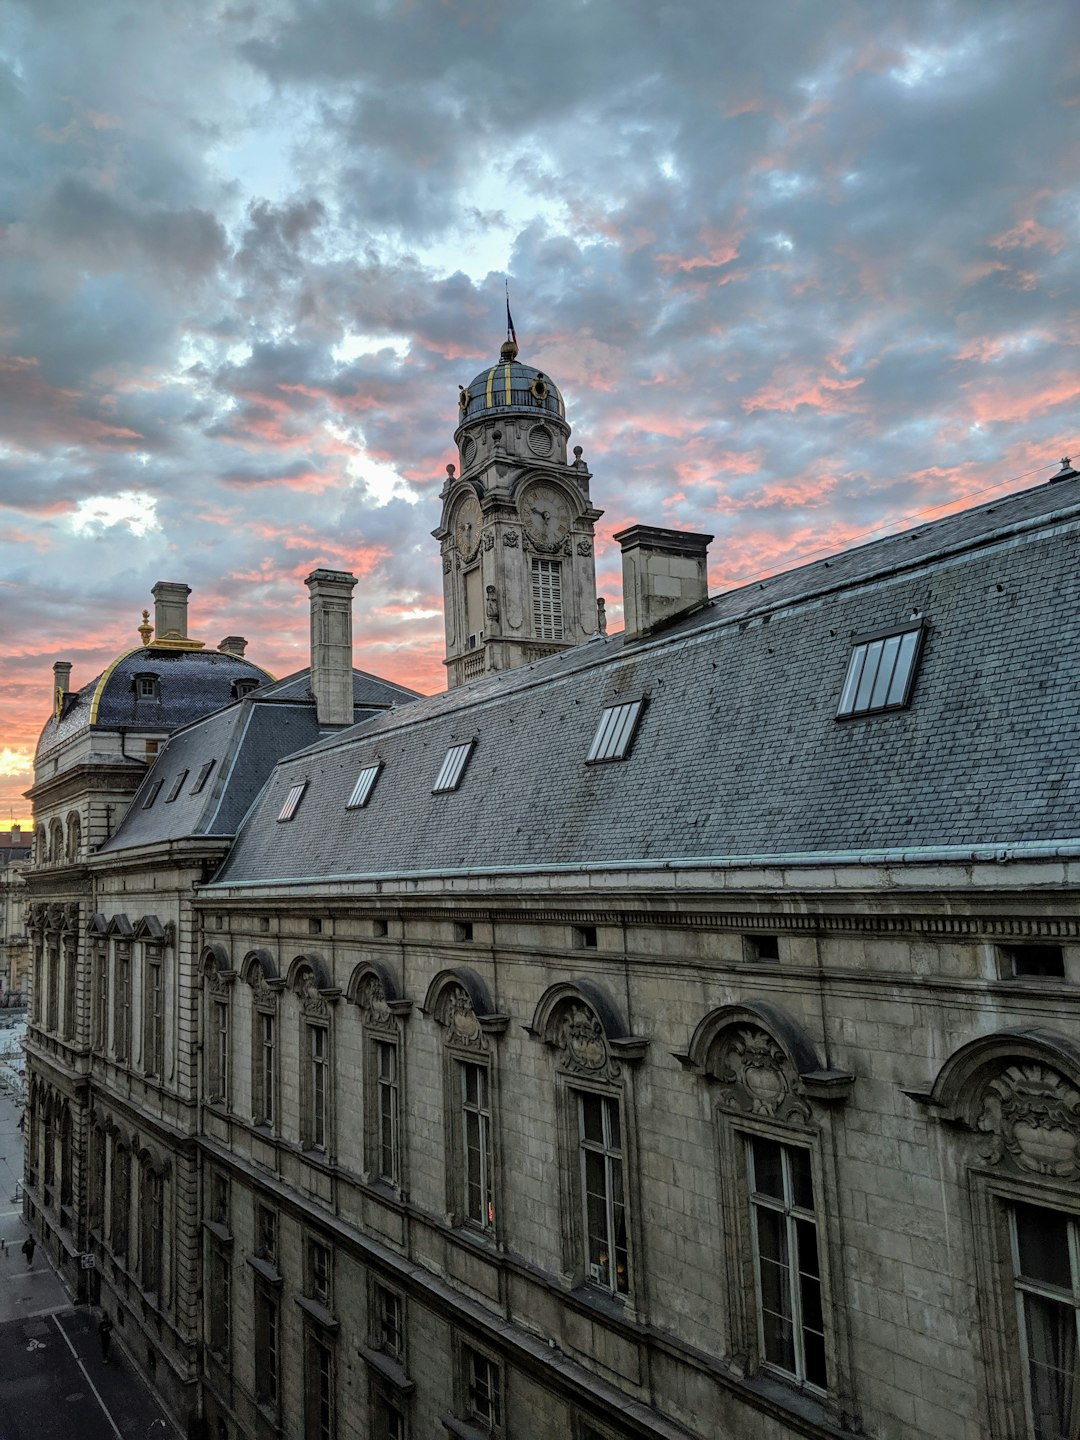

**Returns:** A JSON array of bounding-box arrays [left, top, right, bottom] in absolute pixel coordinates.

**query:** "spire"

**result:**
[[502, 281, 519, 361]]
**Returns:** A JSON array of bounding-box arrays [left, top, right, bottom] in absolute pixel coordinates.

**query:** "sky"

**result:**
[[1, 0, 1077, 826]]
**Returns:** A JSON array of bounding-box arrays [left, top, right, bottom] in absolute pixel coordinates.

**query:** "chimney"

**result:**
[[306, 569, 358, 726], [219, 635, 248, 657], [152, 581, 192, 641], [53, 660, 72, 709], [613, 525, 713, 641]]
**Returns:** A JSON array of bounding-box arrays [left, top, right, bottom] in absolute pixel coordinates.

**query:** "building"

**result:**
[[0, 857, 29, 1005], [23, 337, 1080, 1440], [21, 573, 418, 1422]]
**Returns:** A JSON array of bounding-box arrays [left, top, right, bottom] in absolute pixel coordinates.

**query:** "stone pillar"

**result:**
[[305, 569, 358, 726]]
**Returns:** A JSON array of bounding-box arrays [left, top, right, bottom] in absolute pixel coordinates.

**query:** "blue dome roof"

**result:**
[[36, 645, 273, 760], [457, 347, 565, 427]]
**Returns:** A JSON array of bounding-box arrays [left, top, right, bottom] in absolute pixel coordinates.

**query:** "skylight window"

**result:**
[[586, 700, 645, 763], [277, 781, 307, 822], [191, 760, 215, 795], [142, 780, 164, 809], [165, 770, 188, 803], [837, 626, 924, 718], [347, 763, 382, 809], [433, 741, 474, 793]]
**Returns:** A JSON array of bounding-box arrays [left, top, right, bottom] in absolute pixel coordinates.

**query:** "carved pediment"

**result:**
[[977, 1063, 1080, 1179], [711, 1025, 811, 1124]]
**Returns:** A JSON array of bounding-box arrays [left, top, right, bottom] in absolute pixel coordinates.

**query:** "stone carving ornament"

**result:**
[[357, 973, 394, 1032], [443, 983, 483, 1049], [250, 969, 277, 1009], [558, 1002, 619, 1082], [503, 530, 520, 548], [206, 962, 232, 997], [712, 1026, 811, 1123], [299, 971, 329, 1019], [977, 1063, 1080, 1178]]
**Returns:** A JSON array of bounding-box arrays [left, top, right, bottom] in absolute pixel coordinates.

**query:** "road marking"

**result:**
[[51, 1312, 123, 1440]]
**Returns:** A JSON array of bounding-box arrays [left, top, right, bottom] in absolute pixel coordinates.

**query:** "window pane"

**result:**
[[803, 1326, 828, 1390], [750, 1137, 784, 1200], [580, 1092, 604, 1145], [789, 1148, 815, 1212], [869, 633, 902, 709], [1023, 1291, 1078, 1440], [837, 646, 866, 715], [886, 629, 920, 705], [853, 638, 884, 711], [1016, 1204, 1072, 1288]]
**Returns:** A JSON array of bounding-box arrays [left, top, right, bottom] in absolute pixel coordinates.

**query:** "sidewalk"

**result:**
[[0, 1089, 180, 1438]]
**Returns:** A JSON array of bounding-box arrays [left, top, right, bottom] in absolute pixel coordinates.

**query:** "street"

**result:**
[[0, 1082, 179, 1438]]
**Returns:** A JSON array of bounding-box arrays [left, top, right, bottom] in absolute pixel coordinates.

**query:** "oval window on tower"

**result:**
[[528, 424, 554, 458], [461, 436, 477, 468]]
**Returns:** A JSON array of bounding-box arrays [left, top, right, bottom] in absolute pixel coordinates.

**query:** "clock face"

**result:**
[[454, 492, 482, 556], [521, 482, 571, 549]]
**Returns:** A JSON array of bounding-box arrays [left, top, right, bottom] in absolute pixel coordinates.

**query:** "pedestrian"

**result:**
[[17, 1111, 24, 1132], [21, 1233, 35, 1268], [98, 1311, 113, 1364]]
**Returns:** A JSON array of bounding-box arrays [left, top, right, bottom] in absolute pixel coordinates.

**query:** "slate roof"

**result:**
[[98, 667, 420, 853], [212, 471, 1080, 887], [36, 646, 273, 760]]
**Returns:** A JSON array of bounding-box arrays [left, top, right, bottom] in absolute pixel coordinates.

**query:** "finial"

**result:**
[[596, 597, 607, 636], [573, 445, 585, 468], [138, 609, 153, 646], [447, 462, 456, 479]]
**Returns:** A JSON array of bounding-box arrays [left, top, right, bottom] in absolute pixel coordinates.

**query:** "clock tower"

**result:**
[[435, 335, 603, 688]]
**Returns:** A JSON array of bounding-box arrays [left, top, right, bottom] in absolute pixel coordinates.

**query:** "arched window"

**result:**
[[48, 819, 63, 865], [243, 951, 282, 1132], [200, 946, 235, 1109], [527, 980, 647, 1301], [139, 1155, 164, 1297], [59, 1103, 73, 1208], [348, 960, 411, 1191], [919, 1028, 1080, 1440], [287, 955, 337, 1154], [425, 968, 508, 1236], [110, 1137, 130, 1255], [64, 811, 80, 863], [680, 1000, 854, 1405]]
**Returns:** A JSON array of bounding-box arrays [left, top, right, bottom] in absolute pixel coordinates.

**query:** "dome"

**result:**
[[457, 341, 566, 429], [36, 644, 274, 760]]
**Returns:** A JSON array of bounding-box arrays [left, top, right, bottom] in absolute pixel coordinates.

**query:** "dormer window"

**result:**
[[231, 678, 260, 700], [134, 672, 161, 701]]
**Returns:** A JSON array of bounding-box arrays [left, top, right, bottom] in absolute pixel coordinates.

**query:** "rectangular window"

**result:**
[[110, 1143, 130, 1255], [145, 957, 164, 1075], [433, 741, 474, 793], [837, 625, 923, 718], [115, 949, 131, 1060], [308, 1024, 328, 1150], [255, 1010, 276, 1127], [1003, 944, 1066, 979], [191, 759, 215, 794], [586, 700, 645, 763], [209, 1171, 229, 1228], [461, 1062, 494, 1230], [372, 1283, 404, 1362], [208, 1241, 231, 1357], [465, 564, 484, 643], [255, 1203, 277, 1266], [531, 556, 564, 640], [142, 779, 163, 809], [210, 999, 229, 1104], [747, 1136, 827, 1390], [278, 780, 307, 822], [165, 769, 188, 802], [93, 945, 108, 1051], [578, 1092, 629, 1295], [372, 1384, 406, 1440], [463, 1345, 502, 1431], [375, 1041, 399, 1185], [254, 1283, 280, 1408], [62, 945, 76, 1041], [307, 1238, 332, 1308], [745, 933, 780, 963], [347, 763, 382, 809], [305, 1331, 334, 1440], [140, 1167, 162, 1294], [1010, 1201, 1080, 1440], [46, 944, 59, 1031]]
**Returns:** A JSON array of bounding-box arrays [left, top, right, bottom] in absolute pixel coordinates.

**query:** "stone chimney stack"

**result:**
[[218, 635, 248, 657], [152, 581, 192, 642], [52, 661, 72, 705], [613, 525, 713, 642], [306, 569, 358, 726]]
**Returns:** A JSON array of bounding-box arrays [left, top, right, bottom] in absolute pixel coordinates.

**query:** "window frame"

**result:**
[[144, 950, 164, 1077], [585, 700, 645, 764], [433, 742, 475, 794], [458, 1058, 495, 1234], [575, 1087, 630, 1297], [347, 762, 383, 809], [458, 1341, 503, 1435], [278, 780, 308, 822], [114, 944, 132, 1061], [835, 621, 924, 719]]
